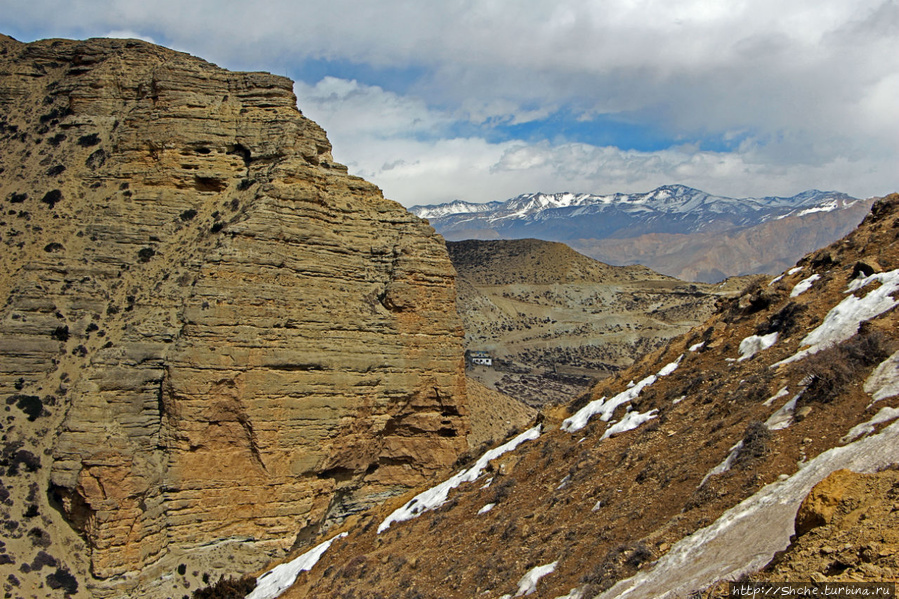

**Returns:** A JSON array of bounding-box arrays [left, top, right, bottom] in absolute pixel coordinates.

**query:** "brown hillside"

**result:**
[[464, 378, 537, 450], [279, 194, 899, 598], [449, 239, 750, 406], [447, 239, 672, 286]]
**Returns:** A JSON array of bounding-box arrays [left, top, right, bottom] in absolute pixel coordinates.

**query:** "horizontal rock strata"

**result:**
[[0, 34, 467, 596]]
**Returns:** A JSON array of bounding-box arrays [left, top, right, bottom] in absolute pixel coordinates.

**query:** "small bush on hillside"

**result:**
[[28, 526, 56, 548], [580, 542, 653, 595], [46, 566, 78, 595], [3, 448, 41, 475], [40, 189, 62, 208], [8, 394, 43, 421], [841, 328, 894, 367], [733, 420, 771, 469], [624, 542, 653, 568], [800, 329, 895, 405], [76, 133, 100, 147]]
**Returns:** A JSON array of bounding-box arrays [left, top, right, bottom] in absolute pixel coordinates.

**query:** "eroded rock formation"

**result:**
[[0, 34, 467, 596]]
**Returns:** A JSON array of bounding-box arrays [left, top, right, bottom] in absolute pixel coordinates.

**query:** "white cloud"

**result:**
[[294, 77, 453, 140], [295, 76, 895, 205], [103, 29, 156, 43], [4, 0, 897, 203]]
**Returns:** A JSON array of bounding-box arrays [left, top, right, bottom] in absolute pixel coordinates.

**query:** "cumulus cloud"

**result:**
[[294, 75, 895, 206], [294, 77, 453, 140], [4, 0, 897, 204], [103, 29, 156, 43]]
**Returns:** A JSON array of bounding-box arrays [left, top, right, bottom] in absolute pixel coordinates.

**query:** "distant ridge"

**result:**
[[413, 186, 874, 282], [446, 238, 742, 406], [445, 238, 671, 286]]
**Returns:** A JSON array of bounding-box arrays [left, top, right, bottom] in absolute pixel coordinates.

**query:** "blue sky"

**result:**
[[2, 0, 897, 206]]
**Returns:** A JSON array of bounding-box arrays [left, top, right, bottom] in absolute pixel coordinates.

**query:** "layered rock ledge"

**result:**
[[0, 34, 468, 596]]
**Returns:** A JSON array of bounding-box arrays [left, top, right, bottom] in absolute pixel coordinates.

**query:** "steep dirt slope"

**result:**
[[449, 239, 750, 406], [275, 193, 899, 599], [0, 34, 469, 598], [464, 378, 537, 450]]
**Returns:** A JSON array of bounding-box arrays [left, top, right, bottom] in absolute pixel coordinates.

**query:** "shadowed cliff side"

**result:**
[[0, 34, 468, 597]]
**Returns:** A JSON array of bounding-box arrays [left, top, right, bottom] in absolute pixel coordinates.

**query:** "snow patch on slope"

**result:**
[[601, 409, 659, 440], [247, 533, 347, 599], [501, 561, 557, 597], [738, 332, 778, 362], [864, 350, 899, 403], [562, 357, 682, 433], [775, 269, 899, 366], [841, 407, 899, 443], [790, 274, 820, 297], [600, 419, 899, 599], [377, 425, 542, 533], [763, 387, 790, 407]]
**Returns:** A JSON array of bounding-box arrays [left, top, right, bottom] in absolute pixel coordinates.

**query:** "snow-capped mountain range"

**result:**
[[410, 186, 873, 283], [410, 185, 862, 240]]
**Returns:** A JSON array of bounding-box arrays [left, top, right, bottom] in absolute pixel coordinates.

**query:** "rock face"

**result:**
[[761, 468, 899, 583], [0, 34, 467, 596]]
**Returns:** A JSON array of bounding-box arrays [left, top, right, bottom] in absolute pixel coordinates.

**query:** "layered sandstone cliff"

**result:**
[[0, 34, 467, 597]]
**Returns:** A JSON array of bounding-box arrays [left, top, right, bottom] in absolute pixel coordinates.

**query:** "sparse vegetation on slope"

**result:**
[[277, 194, 899, 598], [449, 238, 749, 406]]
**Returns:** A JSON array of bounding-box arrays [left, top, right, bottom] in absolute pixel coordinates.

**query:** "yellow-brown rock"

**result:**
[[0, 33, 467, 597], [794, 468, 856, 536]]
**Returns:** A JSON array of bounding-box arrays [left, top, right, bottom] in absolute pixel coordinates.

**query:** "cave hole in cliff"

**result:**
[[47, 483, 92, 538], [317, 466, 356, 483], [226, 143, 252, 167], [194, 176, 227, 193], [440, 405, 461, 417]]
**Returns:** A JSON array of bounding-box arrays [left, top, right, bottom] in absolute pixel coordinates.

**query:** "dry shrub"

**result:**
[[733, 420, 771, 469], [580, 541, 655, 595], [800, 329, 895, 405], [760, 302, 805, 337]]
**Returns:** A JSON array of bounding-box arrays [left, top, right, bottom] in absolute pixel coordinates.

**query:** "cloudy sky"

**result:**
[[3, 0, 897, 206]]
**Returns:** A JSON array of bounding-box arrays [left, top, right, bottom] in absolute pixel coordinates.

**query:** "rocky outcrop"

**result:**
[[762, 468, 899, 583], [0, 34, 467, 596]]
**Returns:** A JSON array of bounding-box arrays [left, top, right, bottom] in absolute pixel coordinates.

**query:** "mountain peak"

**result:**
[[411, 186, 870, 282]]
